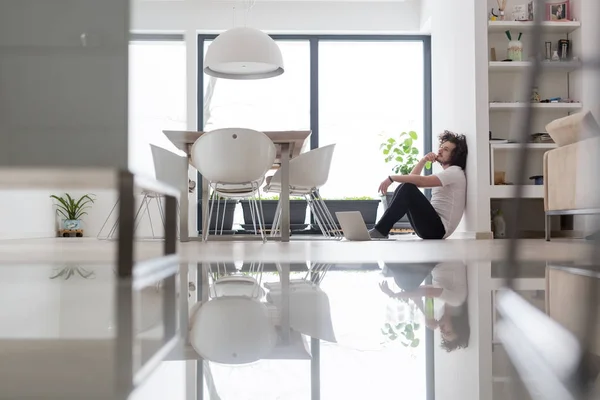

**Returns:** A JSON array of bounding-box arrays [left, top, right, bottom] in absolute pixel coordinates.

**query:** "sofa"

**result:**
[[543, 111, 600, 240]]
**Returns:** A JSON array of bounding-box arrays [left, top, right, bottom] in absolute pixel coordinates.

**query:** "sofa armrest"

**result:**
[[544, 136, 600, 212]]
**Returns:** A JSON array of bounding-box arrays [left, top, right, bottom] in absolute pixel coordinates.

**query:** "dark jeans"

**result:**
[[375, 183, 446, 239]]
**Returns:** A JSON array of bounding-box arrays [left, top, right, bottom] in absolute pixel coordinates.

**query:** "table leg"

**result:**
[[180, 187, 189, 242], [311, 337, 321, 400], [280, 143, 290, 242], [278, 262, 290, 344], [201, 175, 209, 238]]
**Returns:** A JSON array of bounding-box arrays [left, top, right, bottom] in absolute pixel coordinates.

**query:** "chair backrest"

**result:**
[[190, 128, 276, 184], [150, 144, 189, 192], [271, 143, 336, 189]]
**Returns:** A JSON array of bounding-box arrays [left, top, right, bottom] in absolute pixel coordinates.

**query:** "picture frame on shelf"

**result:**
[[545, 0, 571, 21]]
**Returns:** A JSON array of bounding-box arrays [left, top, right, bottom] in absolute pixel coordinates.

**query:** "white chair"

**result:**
[[190, 128, 276, 242], [263, 144, 340, 238], [97, 144, 188, 240]]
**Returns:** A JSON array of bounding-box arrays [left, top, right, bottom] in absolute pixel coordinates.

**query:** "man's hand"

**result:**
[[378, 177, 392, 195], [379, 281, 397, 298], [423, 152, 438, 163]]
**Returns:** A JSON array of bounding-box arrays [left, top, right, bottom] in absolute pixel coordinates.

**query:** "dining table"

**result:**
[[163, 130, 312, 242]]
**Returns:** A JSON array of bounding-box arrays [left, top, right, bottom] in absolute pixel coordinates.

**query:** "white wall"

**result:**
[[131, 0, 422, 33], [431, 0, 491, 237], [420, 0, 433, 32]]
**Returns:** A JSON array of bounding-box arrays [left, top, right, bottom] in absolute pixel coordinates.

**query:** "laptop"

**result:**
[[335, 211, 394, 241]]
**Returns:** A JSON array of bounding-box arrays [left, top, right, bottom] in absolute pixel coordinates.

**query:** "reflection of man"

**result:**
[[379, 262, 469, 352]]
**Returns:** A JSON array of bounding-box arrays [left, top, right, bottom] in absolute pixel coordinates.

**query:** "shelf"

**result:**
[[490, 185, 544, 199], [490, 143, 556, 150], [489, 61, 581, 72], [489, 102, 583, 110], [488, 20, 581, 34]]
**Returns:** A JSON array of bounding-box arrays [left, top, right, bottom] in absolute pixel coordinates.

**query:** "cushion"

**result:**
[[545, 111, 600, 147]]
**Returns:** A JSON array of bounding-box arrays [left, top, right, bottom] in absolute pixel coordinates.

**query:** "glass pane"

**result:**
[[202, 40, 310, 131], [129, 41, 187, 174], [318, 41, 425, 199]]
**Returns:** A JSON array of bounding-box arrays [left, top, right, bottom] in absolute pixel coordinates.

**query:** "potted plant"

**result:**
[[50, 193, 95, 237], [380, 130, 431, 230], [240, 195, 308, 233], [321, 196, 380, 229]]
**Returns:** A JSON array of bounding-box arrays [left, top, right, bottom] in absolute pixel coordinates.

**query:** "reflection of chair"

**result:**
[[263, 144, 340, 238], [190, 128, 276, 242], [188, 262, 277, 364], [97, 144, 187, 239], [265, 263, 337, 343]]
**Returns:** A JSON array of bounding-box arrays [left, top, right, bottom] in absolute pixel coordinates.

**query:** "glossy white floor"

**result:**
[[0, 236, 593, 400], [0, 236, 593, 264]]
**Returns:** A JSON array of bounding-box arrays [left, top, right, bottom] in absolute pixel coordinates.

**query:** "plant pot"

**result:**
[[62, 219, 82, 230], [240, 200, 307, 232], [198, 200, 238, 234], [322, 200, 380, 228], [382, 193, 412, 229]]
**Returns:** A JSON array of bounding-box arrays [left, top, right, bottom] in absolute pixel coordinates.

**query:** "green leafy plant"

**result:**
[[342, 196, 376, 200], [381, 321, 421, 348], [380, 131, 431, 175], [50, 193, 95, 220]]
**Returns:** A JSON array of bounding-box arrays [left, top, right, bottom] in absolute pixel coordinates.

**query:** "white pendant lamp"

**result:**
[[204, 26, 284, 80]]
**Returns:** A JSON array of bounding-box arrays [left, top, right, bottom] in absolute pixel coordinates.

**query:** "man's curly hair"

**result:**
[[439, 130, 468, 170]]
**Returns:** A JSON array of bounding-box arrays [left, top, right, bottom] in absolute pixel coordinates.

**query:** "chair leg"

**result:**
[[545, 214, 551, 241], [203, 184, 216, 242], [254, 182, 267, 243], [219, 198, 227, 236], [144, 197, 156, 239], [306, 194, 330, 237], [270, 200, 282, 237], [97, 197, 119, 239], [313, 190, 342, 239]]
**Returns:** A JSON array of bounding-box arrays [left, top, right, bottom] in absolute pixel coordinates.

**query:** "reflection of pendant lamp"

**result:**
[[204, 26, 284, 80]]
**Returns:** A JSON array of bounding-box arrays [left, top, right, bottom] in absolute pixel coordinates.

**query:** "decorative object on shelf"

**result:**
[[527, 0, 535, 20], [545, 0, 571, 21], [490, 47, 497, 61], [50, 193, 95, 237], [50, 266, 95, 280], [491, 209, 506, 239], [552, 50, 560, 61], [544, 41, 553, 61], [558, 39, 570, 60], [504, 31, 523, 61], [490, 8, 498, 21], [512, 4, 528, 21], [531, 87, 541, 103], [530, 133, 554, 143], [497, 0, 507, 20], [494, 171, 507, 185], [529, 175, 544, 185]]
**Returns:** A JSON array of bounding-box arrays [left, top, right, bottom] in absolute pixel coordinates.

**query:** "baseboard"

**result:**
[[0, 232, 56, 241], [476, 231, 494, 240]]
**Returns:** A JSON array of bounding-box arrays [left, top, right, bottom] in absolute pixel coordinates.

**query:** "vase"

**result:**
[[62, 219, 82, 230], [507, 41, 523, 61]]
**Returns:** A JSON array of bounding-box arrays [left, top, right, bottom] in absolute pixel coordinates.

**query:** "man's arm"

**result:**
[[410, 158, 428, 176], [390, 174, 442, 188]]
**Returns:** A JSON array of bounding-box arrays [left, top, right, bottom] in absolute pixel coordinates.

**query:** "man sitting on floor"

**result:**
[[370, 130, 468, 240]]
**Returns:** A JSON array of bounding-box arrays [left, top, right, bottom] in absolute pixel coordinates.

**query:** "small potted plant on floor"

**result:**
[[380, 130, 431, 230], [240, 195, 308, 233], [50, 193, 95, 237]]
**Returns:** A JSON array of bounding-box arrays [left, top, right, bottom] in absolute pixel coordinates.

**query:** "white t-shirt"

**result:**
[[431, 262, 468, 319], [429, 166, 466, 238]]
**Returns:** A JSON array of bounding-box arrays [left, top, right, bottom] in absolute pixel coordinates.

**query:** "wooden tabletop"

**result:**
[[163, 130, 312, 163]]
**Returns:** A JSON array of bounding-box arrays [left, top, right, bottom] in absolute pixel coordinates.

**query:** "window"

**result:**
[[202, 40, 310, 132], [128, 39, 186, 175], [318, 41, 425, 199]]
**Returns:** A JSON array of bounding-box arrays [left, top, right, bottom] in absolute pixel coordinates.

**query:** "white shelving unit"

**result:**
[[489, 102, 582, 110], [488, 20, 581, 34], [487, 10, 582, 210]]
